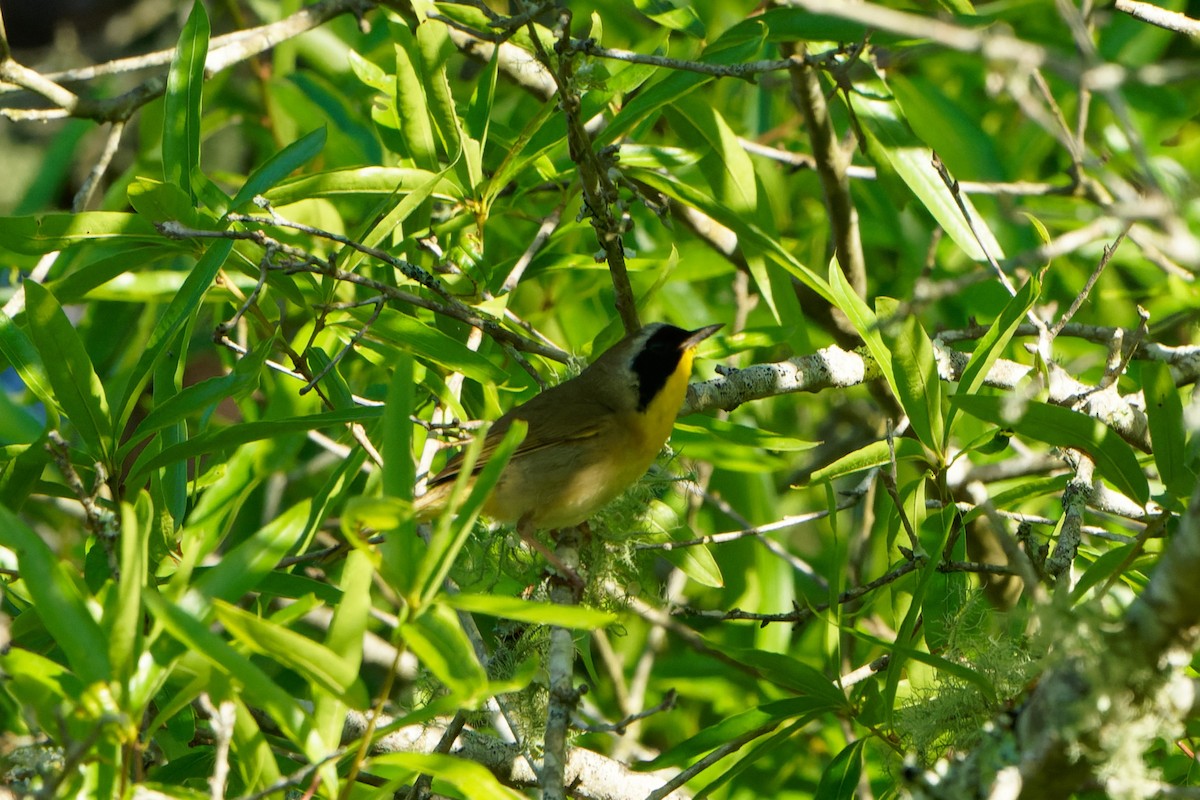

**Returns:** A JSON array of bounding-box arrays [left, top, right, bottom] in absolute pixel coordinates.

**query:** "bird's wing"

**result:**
[[425, 384, 617, 488]]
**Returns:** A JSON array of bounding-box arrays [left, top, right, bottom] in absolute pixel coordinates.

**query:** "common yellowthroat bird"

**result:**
[[416, 322, 722, 540]]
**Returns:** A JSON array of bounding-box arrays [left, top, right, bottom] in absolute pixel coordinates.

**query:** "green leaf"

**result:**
[[629, 168, 830, 300], [671, 418, 809, 472], [163, 0, 210, 204], [947, 274, 1040, 442], [23, 281, 113, 462], [848, 76, 1004, 262], [1143, 361, 1192, 498], [804, 437, 929, 485], [263, 167, 458, 206], [391, 25, 438, 170], [633, 0, 705, 36], [952, 396, 1149, 505], [212, 600, 363, 700], [106, 495, 151, 682], [966, 474, 1070, 517], [815, 739, 866, 800], [602, 22, 766, 144], [0, 404, 43, 451], [0, 212, 162, 255], [328, 549, 373, 677], [826, 260, 899, 402], [228, 126, 327, 212], [725, 647, 847, 706], [464, 42, 499, 145], [145, 590, 318, 753], [368, 752, 525, 800], [414, 422, 526, 607], [400, 603, 488, 699], [882, 505, 966, 715], [361, 312, 509, 384], [665, 100, 756, 213], [751, 7, 875, 43], [0, 310, 55, 409], [443, 594, 617, 629], [0, 504, 111, 683], [128, 178, 205, 225], [345, 166, 453, 273], [640, 697, 837, 770], [1071, 543, 1140, 601], [890, 74, 1003, 182], [188, 500, 311, 606], [382, 355, 417, 502], [0, 648, 79, 732], [888, 315, 943, 458], [692, 718, 806, 799], [482, 100, 560, 209], [659, 532, 725, 588], [126, 406, 382, 487], [112, 237, 234, 439], [119, 336, 272, 462], [416, 22, 464, 164]]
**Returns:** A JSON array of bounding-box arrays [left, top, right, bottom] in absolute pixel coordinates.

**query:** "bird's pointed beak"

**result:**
[[683, 323, 723, 351]]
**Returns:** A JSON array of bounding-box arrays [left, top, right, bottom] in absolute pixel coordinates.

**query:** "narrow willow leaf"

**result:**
[[416, 22, 463, 163], [400, 603, 488, 699], [0, 504, 111, 683], [953, 395, 1149, 505], [633, 0, 705, 36], [112, 238, 234, 439], [188, 500, 311, 606], [444, 593, 617, 629], [120, 336, 273, 462], [889, 315, 944, 458], [848, 77, 1004, 262], [126, 406, 382, 487], [1143, 360, 1192, 498], [415, 422, 526, 607], [106, 495, 151, 682], [724, 647, 847, 706], [212, 600, 362, 700], [263, 167, 457, 205], [660, 536, 724, 588], [639, 696, 837, 770], [946, 274, 1040, 442], [146, 591, 318, 755], [23, 281, 112, 462], [803, 437, 929, 485], [601, 22, 766, 144], [163, 0, 210, 203], [629, 168, 830, 301], [815, 739, 867, 800], [392, 24, 438, 170], [360, 312, 509, 384], [826, 260, 899, 402], [228, 126, 327, 212], [368, 753, 525, 800], [0, 310, 55, 408], [0, 212, 161, 255]]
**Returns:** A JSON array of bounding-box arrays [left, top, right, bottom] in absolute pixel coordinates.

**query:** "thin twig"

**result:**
[[676, 556, 924, 626], [527, 11, 640, 333], [161, 221, 569, 363], [1048, 226, 1129, 339], [73, 120, 126, 212]]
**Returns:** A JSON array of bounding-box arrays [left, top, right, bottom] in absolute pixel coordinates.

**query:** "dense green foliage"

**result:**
[[1, 1, 1199, 797]]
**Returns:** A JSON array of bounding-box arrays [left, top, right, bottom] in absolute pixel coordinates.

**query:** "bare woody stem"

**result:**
[[524, 9, 641, 334]]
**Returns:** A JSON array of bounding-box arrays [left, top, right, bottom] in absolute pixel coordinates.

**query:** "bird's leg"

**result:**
[[517, 514, 583, 589]]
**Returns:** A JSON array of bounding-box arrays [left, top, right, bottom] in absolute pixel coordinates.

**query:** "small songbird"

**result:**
[[416, 323, 722, 540]]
